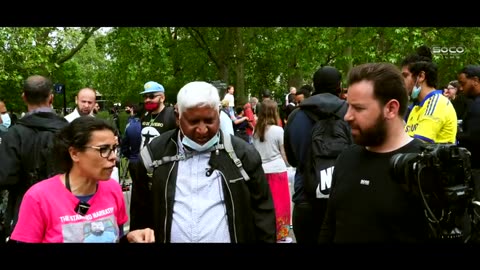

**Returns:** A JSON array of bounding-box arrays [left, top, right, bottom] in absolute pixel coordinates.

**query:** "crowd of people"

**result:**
[[0, 44, 480, 244]]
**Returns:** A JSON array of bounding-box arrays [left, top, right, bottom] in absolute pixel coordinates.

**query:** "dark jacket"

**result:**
[[458, 95, 480, 169], [0, 111, 68, 187], [0, 111, 69, 237], [129, 128, 276, 243], [451, 93, 471, 121], [284, 93, 349, 204], [120, 116, 142, 162]]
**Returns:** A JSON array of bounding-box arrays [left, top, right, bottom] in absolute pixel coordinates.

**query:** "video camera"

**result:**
[[390, 143, 475, 241]]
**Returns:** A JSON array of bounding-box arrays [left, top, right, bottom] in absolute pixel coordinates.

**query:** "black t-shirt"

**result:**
[[458, 95, 480, 169], [451, 94, 471, 120], [140, 106, 177, 148], [319, 139, 430, 243]]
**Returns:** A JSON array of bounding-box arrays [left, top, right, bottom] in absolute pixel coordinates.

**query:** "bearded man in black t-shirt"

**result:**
[[139, 81, 177, 148], [318, 63, 430, 243]]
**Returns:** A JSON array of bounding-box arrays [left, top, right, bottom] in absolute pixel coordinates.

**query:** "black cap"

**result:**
[[313, 66, 342, 96]]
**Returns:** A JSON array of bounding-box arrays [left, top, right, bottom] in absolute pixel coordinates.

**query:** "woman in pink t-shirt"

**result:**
[[10, 116, 154, 243]]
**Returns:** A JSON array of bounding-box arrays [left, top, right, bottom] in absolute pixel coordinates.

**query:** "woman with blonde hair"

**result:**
[[252, 99, 292, 243]]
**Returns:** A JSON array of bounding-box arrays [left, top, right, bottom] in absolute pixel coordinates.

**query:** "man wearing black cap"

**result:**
[[284, 66, 352, 243]]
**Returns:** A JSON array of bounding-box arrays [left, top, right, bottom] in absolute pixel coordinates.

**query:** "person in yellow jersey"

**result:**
[[401, 45, 457, 143]]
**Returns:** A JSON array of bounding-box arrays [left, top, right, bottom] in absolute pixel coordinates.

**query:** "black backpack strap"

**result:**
[[302, 109, 320, 122], [140, 145, 182, 175], [222, 131, 250, 181], [141, 131, 249, 181]]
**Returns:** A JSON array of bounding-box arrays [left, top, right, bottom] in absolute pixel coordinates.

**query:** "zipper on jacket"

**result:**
[[218, 170, 237, 243], [163, 137, 178, 243]]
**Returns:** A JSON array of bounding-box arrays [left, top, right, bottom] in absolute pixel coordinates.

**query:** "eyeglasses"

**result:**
[[143, 93, 162, 99], [84, 144, 118, 158]]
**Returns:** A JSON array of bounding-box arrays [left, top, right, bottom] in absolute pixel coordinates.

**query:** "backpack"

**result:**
[[298, 100, 353, 200], [140, 130, 250, 181], [1, 124, 63, 239]]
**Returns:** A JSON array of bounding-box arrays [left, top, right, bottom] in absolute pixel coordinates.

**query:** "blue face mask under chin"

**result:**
[[411, 77, 421, 100], [181, 132, 220, 152], [411, 85, 421, 100]]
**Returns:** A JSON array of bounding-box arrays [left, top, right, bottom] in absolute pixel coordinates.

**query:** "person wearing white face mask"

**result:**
[[129, 81, 276, 243], [401, 45, 457, 144]]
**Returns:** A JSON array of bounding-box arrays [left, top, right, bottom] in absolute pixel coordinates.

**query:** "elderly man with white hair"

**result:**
[[129, 81, 276, 243]]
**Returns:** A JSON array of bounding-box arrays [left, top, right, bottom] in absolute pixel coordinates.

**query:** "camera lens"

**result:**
[[390, 153, 419, 184]]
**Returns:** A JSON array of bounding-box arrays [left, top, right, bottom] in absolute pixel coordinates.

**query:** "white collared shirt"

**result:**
[[64, 108, 93, 123], [170, 144, 230, 243]]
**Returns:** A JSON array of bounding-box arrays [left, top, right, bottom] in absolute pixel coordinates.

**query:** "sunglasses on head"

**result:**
[[143, 93, 162, 99]]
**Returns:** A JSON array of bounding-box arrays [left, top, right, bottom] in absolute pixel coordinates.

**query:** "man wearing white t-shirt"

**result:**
[[64, 88, 96, 123], [223, 85, 235, 117], [285, 86, 296, 106]]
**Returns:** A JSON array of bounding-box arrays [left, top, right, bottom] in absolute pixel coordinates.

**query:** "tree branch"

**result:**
[[55, 27, 100, 65], [186, 27, 220, 69]]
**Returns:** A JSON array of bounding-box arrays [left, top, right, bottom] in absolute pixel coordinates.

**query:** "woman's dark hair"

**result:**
[[53, 116, 116, 172]]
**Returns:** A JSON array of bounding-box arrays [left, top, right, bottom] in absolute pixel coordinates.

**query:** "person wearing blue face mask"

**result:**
[[129, 81, 276, 243], [401, 45, 457, 144]]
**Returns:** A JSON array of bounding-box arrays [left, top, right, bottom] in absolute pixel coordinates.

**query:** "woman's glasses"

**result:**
[[85, 144, 119, 158]]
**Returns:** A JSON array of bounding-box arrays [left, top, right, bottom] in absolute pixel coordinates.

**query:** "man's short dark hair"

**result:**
[[347, 62, 408, 117], [262, 89, 271, 98], [23, 75, 53, 105], [460, 65, 480, 79], [296, 84, 313, 98]]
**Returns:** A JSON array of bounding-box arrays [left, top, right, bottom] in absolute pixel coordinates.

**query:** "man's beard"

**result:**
[[351, 113, 387, 147], [464, 87, 477, 98], [78, 106, 91, 116], [92, 229, 104, 236]]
